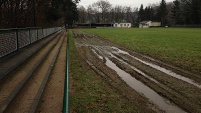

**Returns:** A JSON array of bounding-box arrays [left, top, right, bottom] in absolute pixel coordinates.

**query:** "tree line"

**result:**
[[0, 0, 80, 28], [78, 0, 201, 26], [78, 0, 138, 25], [171, 0, 201, 25], [1, 0, 200, 28]]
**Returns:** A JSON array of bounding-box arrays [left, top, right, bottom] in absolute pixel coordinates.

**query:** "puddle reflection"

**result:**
[[105, 57, 186, 113]]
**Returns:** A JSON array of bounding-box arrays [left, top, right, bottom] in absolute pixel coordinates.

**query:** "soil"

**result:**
[[72, 30, 201, 113]]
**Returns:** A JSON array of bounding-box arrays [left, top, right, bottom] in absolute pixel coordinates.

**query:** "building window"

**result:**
[[124, 24, 126, 26]]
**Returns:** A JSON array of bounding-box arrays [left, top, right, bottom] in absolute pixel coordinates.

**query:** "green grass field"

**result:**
[[81, 28, 201, 72]]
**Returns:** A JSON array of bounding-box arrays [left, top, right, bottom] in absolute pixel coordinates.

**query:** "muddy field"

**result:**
[[72, 30, 201, 113]]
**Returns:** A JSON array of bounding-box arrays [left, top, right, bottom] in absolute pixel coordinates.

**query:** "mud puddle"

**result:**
[[110, 53, 159, 84], [111, 47, 201, 89], [91, 48, 104, 60], [104, 57, 186, 113], [90, 47, 186, 113]]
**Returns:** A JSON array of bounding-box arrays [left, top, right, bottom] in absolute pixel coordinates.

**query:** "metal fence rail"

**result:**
[[0, 27, 63, 58], [63, 30, 69, 113]]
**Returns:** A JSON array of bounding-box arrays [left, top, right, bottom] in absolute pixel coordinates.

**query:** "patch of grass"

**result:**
[[69, 30, 156, 112], [82, 28, 201, 72]]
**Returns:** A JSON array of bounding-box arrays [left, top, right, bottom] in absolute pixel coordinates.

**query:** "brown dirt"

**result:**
[[73, 32, 161, 113], [72, 30, 201, 113], [70, 37, 159, 113]]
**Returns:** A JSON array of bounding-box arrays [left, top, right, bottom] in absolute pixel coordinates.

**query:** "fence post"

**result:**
[[37, 28, 39, 41], [16, 29, 19, 52], [42, 28, 43, 38], [29, 28, 31, 44]]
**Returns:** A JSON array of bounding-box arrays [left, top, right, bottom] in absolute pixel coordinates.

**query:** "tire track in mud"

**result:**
[[91, 46, 187, 113], [111, 47, 201, 89], [73, 30, 201, 113]]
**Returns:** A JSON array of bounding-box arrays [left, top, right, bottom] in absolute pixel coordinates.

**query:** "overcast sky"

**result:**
[[78, 0, 174, 8]]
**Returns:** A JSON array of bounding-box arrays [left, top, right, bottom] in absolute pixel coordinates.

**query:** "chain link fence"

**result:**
[[0, 27, 63, 58]]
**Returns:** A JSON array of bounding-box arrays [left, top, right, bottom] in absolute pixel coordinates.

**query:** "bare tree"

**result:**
[[125, 6, 132, 22], [131, 7, 138, 25], [108, 7, 115, 22], [93, 0, 112, 23], [113, 5, 122, 22], [120, 6, 126, 22], [87, 4, 101, 23], [78, 6, 87, 23], [166, 2, 174, 25], [87, 5, 94, 23]]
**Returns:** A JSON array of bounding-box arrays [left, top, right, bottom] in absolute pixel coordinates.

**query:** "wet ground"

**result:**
[[73, 30, 201, 113]]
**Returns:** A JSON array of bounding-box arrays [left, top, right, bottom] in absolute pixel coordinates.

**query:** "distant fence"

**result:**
[[76, 23, 113, 28], [172, 25, 201, 28], [0, 27, 63, 58]]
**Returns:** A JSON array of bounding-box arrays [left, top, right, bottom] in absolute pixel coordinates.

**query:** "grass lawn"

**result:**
[[81, 28, 201, 72]]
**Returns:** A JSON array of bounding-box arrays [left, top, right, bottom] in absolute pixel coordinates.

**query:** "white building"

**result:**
[[139, 21, 161, 28], [113, 23, 131, 28]]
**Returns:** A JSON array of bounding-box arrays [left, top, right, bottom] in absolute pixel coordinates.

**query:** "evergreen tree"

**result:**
[[199, 0, 201, 23], [143, 7, 154, 21], [150, 7, 157, 21], [171, 0, 183, 24], [190, 0, 200, 24], [180, 0, 201, 24], [180, 0, 190, 24], [45, 0, 63, 21], [148, 7, 154, 21], [45, 0, 80, 27], [138, 4, 144, 22], [144, 7, 149, 20], [62, 0, 79, 27], [158, 0, 167, 26]]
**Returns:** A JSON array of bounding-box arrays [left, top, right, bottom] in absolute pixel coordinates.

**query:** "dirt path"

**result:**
[[72, 30, 201, 113]]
